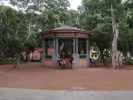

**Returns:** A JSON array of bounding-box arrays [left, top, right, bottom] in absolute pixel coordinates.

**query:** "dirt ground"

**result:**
[[0, 63, 133, 91]]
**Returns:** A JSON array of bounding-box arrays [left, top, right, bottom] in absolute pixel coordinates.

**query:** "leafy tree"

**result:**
[[40, 0, 70, 29], [0, 0, 71, 66], [65, 10, 80, 26], [0, 6, 23, 66], [0, 6, 39, 66], [79, 0, 113, 64], [80, 0, 133, 67]]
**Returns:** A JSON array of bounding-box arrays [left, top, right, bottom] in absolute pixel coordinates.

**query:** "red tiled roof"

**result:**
[[41, 25, 89, 38]]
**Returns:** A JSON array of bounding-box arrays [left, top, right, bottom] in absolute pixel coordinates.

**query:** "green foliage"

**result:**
[[80, 0, 133, 56], [0, 6, 39, 58], [0, 57, 16, 64], [80, 0, 113, 51], [40, 0, 70, 29], [0, 6, 21, 57], [125, 57, 133, 65], [79, 0, 133, 65], [0, 0, 71, 64], [65, 10, 80, 26]]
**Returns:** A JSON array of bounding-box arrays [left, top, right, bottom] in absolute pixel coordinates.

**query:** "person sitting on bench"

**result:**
[[58, 51, 66, 67]]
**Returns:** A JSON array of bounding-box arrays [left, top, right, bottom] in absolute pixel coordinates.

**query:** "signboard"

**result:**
[[47, 48, 54, 56]]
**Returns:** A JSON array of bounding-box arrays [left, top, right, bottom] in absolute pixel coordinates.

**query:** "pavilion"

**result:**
[[41, 25, 90, 67]]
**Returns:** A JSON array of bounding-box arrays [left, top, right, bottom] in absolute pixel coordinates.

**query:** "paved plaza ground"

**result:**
[[0, 63, 133, 90], [0, 88, 133, 100]]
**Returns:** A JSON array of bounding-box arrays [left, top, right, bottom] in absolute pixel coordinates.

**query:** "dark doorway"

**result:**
[[58, 39, 73, 55]]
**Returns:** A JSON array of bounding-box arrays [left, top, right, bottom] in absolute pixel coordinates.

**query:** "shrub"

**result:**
[[125, 57, 133, 65], [0, 57, 16, 65]]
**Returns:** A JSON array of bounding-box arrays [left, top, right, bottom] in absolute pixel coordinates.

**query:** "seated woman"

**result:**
[[57, 51, 66, 68], [57, 51, 73, 69]]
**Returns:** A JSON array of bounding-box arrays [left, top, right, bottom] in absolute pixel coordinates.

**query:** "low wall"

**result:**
[[43, 59, 89, 68]]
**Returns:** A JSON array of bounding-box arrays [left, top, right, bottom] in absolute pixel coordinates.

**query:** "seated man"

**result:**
[[66, 52, 73, 65]]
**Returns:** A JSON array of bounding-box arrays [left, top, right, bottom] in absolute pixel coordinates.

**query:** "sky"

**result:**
[[0, 0, 82, 10], [68, 0, 82, 10]]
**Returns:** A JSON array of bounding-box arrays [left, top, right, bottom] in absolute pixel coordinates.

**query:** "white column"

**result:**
[[73, 38, 76, 64], [73, 38, 80, 65], [86, 39, 90, 67], [73, 38, 76, 55], [42, 39, 45, 62], [76, 38, 78, 54], [76, 38, 80, 64], [56, 38, 59, 59], [52, 38, 57, 63]]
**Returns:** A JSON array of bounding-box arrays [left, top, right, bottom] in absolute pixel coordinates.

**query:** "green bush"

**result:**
[[0, 57, 16, 65], [125, 57, 133, 65]]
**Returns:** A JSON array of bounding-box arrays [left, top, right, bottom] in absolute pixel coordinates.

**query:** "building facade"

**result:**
[[41, 25, 90, 67]]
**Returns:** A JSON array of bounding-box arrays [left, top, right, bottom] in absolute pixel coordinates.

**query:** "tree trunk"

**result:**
[[111, 5, 120, 69], [26, 23, 32, 41]]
